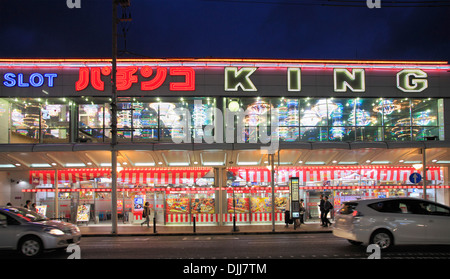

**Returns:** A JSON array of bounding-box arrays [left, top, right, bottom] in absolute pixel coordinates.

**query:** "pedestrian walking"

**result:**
[[318, 194, 325, 226], [141, 202, 151, 227], [322, 196, 333, 227], [284, 198, 291, 228]]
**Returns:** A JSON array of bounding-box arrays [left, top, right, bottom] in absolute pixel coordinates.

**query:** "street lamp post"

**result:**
[[111, 0, 119, 235]]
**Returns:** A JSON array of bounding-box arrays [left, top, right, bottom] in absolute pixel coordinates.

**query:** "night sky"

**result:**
[[1, 0, 450, 61]]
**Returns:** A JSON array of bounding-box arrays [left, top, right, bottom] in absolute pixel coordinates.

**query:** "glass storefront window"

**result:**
[[79, 103, 110, 142], [0, 97, 444, 143]]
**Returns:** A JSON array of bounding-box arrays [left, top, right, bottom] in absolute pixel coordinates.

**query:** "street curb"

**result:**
[[81, 230, 333, 237]]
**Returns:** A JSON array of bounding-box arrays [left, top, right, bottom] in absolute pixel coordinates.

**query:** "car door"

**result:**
[[415, 201, 450, 244], [380, 200, 428, 244], [0, 212, 20, 249]]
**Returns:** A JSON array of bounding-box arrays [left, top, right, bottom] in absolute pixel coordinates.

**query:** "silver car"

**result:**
[[333, 197, 450, 250], [0, 206, 81, 257]]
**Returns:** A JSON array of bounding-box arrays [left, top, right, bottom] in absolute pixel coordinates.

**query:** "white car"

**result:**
[[0, 206, 81, 257], [333, 197, 450, 250]]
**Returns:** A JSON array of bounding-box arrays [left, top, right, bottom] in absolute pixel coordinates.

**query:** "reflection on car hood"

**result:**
[[33, 220, 79, 234]]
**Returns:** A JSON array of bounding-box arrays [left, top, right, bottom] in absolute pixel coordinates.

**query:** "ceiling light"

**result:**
[[168, 162, 190, 166], [31, 163, 51, 168], [237, 162, 259, 166], [65, 163, 86, 167], [135, 163, 155, 166], [202, 162, 224, 166]]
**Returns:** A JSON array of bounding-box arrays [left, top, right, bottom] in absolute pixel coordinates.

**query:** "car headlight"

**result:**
[[46, 228, 65, 236]]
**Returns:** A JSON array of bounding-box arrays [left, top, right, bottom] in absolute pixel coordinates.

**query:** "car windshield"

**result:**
[[3, 207, 49, 222]]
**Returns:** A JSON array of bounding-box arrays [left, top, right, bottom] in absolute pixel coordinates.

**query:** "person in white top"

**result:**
[[284, 198, 291, 228]]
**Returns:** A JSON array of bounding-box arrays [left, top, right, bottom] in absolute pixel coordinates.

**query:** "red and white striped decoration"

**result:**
[[166, 214, 190, 223], [120, 168, 211, 185], [222, 213, 250, 222], [30, 170, 54, 185], [29, 168, 212, 185], [191, 214, 218, 223], [251, 212, 284, 222], [228, 167, 443, 183]]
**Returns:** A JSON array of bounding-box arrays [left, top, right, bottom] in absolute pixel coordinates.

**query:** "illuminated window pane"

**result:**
[[300, 127, 328, 141], [380, 98, 411, 126], [325, 98, 355, 127], [328, 127, 355, 141], [411, 98, 438, 127]]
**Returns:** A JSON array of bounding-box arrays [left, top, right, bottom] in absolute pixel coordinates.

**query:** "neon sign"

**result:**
[[223, 67, 429, 93], [333, 69, 365, 92], [3, 73, 58, 88], [75, 66, 195, 91], [396, 69, 428, 92]]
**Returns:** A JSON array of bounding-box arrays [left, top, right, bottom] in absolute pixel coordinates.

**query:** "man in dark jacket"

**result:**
[[322, 196, 333, 227], [319, 194, 325, 226]]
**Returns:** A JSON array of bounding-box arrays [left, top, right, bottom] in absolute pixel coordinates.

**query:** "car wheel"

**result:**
[[370, 230, 393, 250], [19, 236, 43, 257]]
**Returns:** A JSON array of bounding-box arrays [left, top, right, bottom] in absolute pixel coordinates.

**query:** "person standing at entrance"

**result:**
[[319, 195, 325, 226], [299, 199, 305, 224], [322, 196, 333, 227], [141, 202, 151, 227], [284, 198, 290, 228], [24, 200, 31, 209]]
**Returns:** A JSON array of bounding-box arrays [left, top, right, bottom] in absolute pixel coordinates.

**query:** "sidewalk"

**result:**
[[79, 222, 333, 237]]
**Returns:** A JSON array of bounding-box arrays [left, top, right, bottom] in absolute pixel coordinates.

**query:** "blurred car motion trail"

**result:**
[[0, 206, 81, 257]]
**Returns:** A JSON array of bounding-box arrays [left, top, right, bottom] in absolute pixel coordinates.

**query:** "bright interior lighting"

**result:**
[[135, 163, 156, 166], [168, 162, 190, 166], [202, 162, 224, 166], [65, 163, 86, 167], [237, 162, 259, 166], [371, 161, 390, 164], [31, 164, 51, 167]]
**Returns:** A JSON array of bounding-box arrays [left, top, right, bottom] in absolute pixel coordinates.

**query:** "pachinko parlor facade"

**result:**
[[1, 58, 450, 228]]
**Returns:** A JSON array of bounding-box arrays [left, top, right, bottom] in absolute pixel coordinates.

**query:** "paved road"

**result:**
[[4, 233, 448, 260]]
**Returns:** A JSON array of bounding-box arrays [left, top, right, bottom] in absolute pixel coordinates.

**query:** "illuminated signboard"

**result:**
[[0, 59, 443, 97], [3, 72, 58, 88], [75, 66, 195, 91], [72, 66, 430, 93]]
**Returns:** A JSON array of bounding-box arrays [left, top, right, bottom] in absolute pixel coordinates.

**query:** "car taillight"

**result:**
[[352, 210, 362, 217]]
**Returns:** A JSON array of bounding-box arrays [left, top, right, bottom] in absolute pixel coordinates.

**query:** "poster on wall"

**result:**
[[191, 198, 215, 214], [76, 204, 90, 222], [227, 197, 249, 213], [166, 198, 189, 213], [36, 205, 47, 216], [133, 195, 145, 213], [251, 197, 271, 213]]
